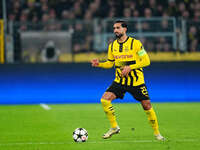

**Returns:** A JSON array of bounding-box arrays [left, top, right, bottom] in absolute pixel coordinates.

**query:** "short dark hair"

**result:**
[[114, 20, 128, 29]]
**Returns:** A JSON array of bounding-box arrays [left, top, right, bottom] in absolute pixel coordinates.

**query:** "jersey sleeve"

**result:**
[[129, 40, 150, 69], [98, 43, 115, 69], [134, 40, 147, 56]]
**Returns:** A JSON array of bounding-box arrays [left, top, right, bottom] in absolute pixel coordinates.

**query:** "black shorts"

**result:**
[[106, 82, 150, 101]]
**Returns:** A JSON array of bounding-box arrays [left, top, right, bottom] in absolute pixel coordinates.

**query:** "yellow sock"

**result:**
[[145, 107, 160, 135], [101, 99, 118, 128]]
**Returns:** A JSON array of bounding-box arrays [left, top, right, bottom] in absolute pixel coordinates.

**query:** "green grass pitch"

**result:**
[[0, 102, 199, 150]]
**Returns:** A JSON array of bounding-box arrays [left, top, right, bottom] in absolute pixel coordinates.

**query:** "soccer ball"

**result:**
[[73, 128, 88, 142]]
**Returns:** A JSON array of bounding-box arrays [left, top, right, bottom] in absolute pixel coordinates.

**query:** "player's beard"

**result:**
[[115, 33, 123, 39]]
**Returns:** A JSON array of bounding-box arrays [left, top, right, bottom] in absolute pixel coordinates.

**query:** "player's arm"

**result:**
[[129, 47, 150, 70], [91, 59, 114, 69], [91, 43, 115, 69], [98, 60, 114, 69]]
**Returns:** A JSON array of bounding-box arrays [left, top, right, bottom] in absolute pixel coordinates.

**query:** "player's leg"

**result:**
[[101, 92, 118, 128], [141, 100, 165, 140], [101, 92, 120, 139], [141, 100, 159, 135], [101, 82, 125, 139], [141, 100, 164, 140], [129, 84, 165, 140]]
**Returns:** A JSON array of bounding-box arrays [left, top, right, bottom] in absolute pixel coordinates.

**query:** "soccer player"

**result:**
[[91, 20, 165, 141]]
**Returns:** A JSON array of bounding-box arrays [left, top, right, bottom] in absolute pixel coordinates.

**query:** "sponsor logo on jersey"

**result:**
[[114, 54, 133, 59]]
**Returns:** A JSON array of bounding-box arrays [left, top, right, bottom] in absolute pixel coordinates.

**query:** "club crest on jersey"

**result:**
[[125, 46, 129, 52]]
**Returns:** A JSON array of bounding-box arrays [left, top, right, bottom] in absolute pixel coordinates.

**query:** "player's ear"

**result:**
[[124, 27, 127, 32]]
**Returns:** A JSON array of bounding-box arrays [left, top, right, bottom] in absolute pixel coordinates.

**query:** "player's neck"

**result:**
[[117, 35, 128, 43]]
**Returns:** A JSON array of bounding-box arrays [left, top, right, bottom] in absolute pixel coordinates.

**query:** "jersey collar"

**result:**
[[117, 36, 129, 44]]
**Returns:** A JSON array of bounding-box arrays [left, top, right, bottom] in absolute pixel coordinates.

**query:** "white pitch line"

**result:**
[[0, 139, 198, 146], [40, 103, 51, 110]]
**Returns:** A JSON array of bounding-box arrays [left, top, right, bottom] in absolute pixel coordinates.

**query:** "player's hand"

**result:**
[[91, 59, 99, 67], [121, 66, 131, 77]]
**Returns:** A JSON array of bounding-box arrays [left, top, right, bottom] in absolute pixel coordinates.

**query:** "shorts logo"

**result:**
[[140, 86, 149, 96]]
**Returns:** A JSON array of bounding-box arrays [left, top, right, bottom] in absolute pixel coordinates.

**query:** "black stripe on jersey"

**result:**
[[137, 68, 143, 72], [116, 70, 122, 84], [108, 59, 115, 62], [111, 42, 114, 52], [131, 39, 134, 49], [125, 60, 136, 65], [119, 43, 123, 52], [115, 61, 136, 68], [129, 71, 134, 86], [124, 75, 128, 86], [133, 69, 139, 81]]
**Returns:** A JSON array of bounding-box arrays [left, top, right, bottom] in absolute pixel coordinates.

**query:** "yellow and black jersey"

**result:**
[[99, 36, 150, 86]]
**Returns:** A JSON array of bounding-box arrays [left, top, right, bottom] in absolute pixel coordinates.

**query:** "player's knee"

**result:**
[[141, 100, 152, 110], [102, 92, 116, 101]]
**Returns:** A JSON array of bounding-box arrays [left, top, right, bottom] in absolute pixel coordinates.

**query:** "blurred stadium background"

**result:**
[[0, 0, 200, 104]]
